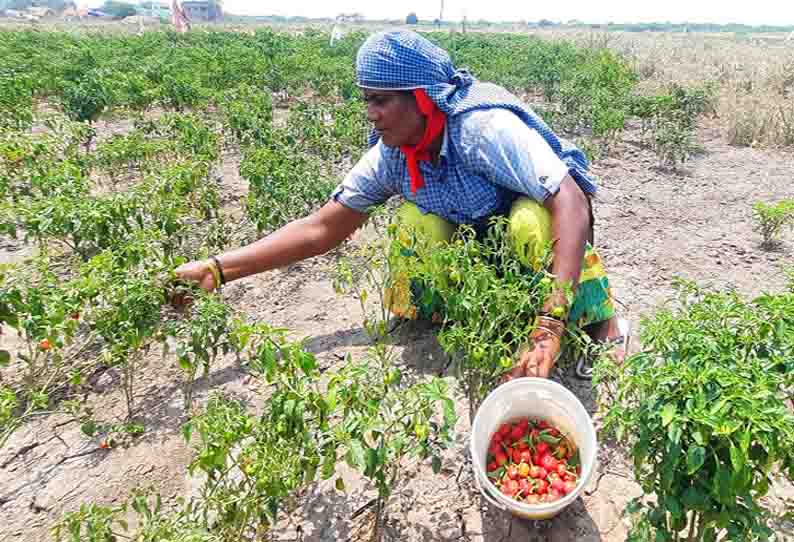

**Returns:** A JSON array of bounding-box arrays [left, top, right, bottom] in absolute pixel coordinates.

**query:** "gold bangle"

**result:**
[[533, 315, 566, 339], [206, 259, 221, 290]]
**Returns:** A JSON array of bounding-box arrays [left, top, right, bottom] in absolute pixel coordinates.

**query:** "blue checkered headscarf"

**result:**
[[356, 31, 597, 194]]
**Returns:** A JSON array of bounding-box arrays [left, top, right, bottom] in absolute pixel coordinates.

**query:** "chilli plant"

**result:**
[[752, 199, 794, 250], [395, 218, 587, 407], [162, 291, 232, 412], [595, 279, 794, 542]]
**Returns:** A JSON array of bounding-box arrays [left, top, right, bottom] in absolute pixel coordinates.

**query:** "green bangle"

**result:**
[[206, 260, 221, 290], [210, 256, 226, 285]]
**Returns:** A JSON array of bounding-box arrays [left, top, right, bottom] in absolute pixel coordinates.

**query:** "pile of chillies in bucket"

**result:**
[[486, 418, 582, 503]]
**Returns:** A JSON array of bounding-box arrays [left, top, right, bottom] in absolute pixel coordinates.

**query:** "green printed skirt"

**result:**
[[384, 198, 616, 328]]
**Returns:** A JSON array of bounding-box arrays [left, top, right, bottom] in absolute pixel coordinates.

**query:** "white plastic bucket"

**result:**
[[470, 377, 598, 520]]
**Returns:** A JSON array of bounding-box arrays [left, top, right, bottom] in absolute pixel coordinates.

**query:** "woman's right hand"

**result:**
[[174, 259, 218, 292]]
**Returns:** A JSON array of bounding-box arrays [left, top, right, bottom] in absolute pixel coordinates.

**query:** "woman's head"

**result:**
[[355, 31, 457, 92], [355, 31, 473, 149], [363, 89, 425, 147]]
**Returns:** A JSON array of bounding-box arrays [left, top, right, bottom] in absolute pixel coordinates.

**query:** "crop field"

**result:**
[[1, 21, 794, 542]]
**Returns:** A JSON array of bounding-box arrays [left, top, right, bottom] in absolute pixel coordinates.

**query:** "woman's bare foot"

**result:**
[[575, 317, 630, 379]]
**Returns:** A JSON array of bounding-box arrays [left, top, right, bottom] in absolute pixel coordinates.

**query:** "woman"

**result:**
[[176, 30, 628, 379]]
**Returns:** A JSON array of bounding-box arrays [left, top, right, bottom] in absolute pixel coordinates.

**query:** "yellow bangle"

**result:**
[[206, 259, 221, 290]]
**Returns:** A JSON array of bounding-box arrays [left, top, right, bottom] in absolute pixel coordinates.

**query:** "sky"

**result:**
[[223, 0, 794, 26]]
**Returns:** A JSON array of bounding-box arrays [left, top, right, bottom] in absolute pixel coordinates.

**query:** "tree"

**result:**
[[100, 0, 137, 18], [406, 12, 418, 24]]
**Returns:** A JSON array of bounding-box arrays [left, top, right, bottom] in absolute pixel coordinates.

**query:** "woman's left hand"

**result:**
[[503, 316, 565, 381]]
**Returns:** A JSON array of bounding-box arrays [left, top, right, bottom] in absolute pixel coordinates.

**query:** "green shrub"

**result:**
[[287, 99, 368, 162], [59, 74, 111, 124], [158, 72, 207, 112], [650, 110, 697, 168], [139, 113, 221, 162], [0, 70, 33, 131], [162, 293, 231, 411], [596, 281, 794, 541], [220, 83, 273, 147], [386, 219, 588, 403], [559, 48, 636, 144], [92, 130, 172, 181], [240, 136, 335, 235], [752, 199, 794, 249], [632, 85, 715, 168]]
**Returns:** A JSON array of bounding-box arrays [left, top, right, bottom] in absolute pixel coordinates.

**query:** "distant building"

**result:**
[[181, 0, 222, 21], [20, 7, 56, 20], [336, 13, 363, 23], [140, 1, 172, 19]]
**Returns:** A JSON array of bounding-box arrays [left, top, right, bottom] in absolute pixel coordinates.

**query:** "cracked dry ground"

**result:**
[[1, 118, 793, 542]]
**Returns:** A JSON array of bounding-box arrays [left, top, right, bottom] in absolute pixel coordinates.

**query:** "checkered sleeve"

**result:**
[[463, 109, 570, 203], [332, 142, 398, 213]]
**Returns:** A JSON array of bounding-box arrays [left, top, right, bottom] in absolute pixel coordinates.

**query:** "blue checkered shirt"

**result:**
[[333, 30, 597, 225], [333, 108, 581, 224]]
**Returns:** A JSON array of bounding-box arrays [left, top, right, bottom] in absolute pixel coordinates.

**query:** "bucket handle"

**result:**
[[472, 466, 506, 511]]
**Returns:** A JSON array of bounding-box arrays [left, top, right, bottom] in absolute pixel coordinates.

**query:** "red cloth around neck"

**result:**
[[400, 89, 446, 194]]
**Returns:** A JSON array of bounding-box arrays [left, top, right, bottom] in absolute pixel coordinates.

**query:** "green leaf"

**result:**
[[713, 466, 733, 505], [729, 443, 745, 472], [365, 447, 379, 477], [633, 437, 649, 474], [124, 423, 144, 436], [0, 350, 10, 366], [335, 477, 346, 492], [625, 498, 643, 515], [732, 466, 752, 494], [739, 429, 751, 453], [568, 448, 581, 468], [81, 420, 98, 437], [661, 403, 676, 427], [327, 385, 337, 412], [284, 398, 296, 419], [754, 475, 770, 495], [131, 496, 145, 516], [539, 431, 562, 444], [681, 486, 707, 511], [177, 356, 192, 371], [442, 398, 456, 428], [321, 453, 336, 479], [692, 429, 705, 446], [709, 397, 729, 415], [488, 466, 505, 480], [668, 422, 683, 445], [303, 462, 317, 484], [432, 456, 442, 474], [687, 446, 705, 475], [665, 496, 682, 519], [347, 440, 366, 470], [391, 434, 406, 455], [181, 422, 193, 443]]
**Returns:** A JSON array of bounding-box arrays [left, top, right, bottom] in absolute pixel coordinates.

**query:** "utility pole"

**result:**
[[439, 0, 444, 23]]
